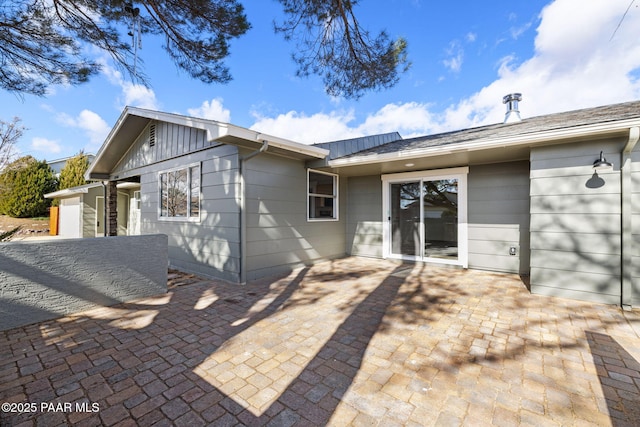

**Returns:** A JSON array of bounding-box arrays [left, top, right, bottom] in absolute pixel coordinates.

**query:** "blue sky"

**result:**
[[3, 0, 640, 161]]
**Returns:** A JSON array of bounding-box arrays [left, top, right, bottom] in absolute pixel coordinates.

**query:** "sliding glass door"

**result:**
[[423, 179, 458, 260], [383, 168, 468, 267]]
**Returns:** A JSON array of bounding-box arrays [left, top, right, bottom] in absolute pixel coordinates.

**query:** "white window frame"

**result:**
[[158, 162, 201, 222], [307, 169, 339, 221], [381, 167, 468, 267]]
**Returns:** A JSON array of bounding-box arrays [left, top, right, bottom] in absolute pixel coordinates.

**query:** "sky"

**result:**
[[3, 0, 640, 162]]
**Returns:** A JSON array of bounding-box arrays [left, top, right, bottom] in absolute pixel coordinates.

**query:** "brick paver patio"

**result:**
[[1, 257, 639, 426]]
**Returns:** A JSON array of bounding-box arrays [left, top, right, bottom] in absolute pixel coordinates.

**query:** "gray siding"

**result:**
[[530, 140, 623, 304], [346, 175, 383, 258], [112, 121, 212, 176], [81, 186, 103, 238], [244, 154, 346, 280], [468, 161, 530, 274], [134, 145, 241, 282], [631, 143, 640, 306]]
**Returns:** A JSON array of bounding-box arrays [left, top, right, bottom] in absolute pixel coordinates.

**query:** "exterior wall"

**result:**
[[630, 143, 640, 306], [468, 161, 530, 274], [244, 153, 346, 280], [345, 164, 529, 273], [0, 235, 167, 331], [81, 187, 102, 238], [345, 175, 383, 258], [137, 145, 241, 282], [530, 139, 623, 304]]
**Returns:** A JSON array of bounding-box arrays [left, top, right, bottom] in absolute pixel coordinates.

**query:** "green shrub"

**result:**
[[58, 151, 90, 190], [0, 156, 57, 218]]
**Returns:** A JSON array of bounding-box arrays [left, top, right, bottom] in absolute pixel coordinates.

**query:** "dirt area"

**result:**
[[0, 215, 50, 236]]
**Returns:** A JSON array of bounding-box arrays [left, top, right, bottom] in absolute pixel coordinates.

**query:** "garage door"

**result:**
[[58, 197, 81, 238]]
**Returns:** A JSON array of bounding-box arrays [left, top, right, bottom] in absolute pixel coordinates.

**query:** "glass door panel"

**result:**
[[423, 179, 458, 260], [390, 182, 421, 256]]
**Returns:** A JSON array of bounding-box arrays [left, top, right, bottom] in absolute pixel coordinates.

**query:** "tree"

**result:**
[[0, 117, 25, 171], [58, 151, 90, 190], [0, 0, 407, 99], [0, 156, 57, 218], [275, 0, 410, 98]]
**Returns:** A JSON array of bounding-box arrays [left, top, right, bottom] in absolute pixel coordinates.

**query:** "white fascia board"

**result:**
[[329, 119, 640, 167], [44, 183, 101, 199], [122, 108, 329, 158], [85, 107, 131, 179], [217, 122, 329, 159]]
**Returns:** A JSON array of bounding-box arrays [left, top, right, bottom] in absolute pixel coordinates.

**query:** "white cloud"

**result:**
[[56, 109, 110, 151], [443, 41, 464, 73], [31, 137, 62, 155], [101, 61, 159, 110], [187, 98, 231, 122], [120, 82, 159, 110], [251, 102, 442, 144], [449, 0, 640, 123], [251, 110, 361, 143]]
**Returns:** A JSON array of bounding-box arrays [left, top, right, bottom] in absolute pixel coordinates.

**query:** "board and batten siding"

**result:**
[[112, 121, 213, 177], [244, 153, 346, 280], [345, 175, 383, 258], [468, 161, 530, 274], [530, 140, 623, 304], [133, 145, 241, 282]]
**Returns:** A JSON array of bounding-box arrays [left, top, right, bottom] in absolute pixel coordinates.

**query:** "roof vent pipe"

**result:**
[[503, 93, 522, 123]]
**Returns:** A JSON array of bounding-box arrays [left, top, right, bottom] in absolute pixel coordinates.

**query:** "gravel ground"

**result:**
[[0, 214, 50, 236]]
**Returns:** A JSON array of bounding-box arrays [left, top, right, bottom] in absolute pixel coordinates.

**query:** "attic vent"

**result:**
[[149, 124, 156, 147]]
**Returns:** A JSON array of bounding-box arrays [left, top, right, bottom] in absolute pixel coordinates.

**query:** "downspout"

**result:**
[[238, 140, 269, 284], [102, 181, 107, 237], [621, 126, 639, 310]]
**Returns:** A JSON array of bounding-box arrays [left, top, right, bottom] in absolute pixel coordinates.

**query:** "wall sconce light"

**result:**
[[593, 151, 613, 170]]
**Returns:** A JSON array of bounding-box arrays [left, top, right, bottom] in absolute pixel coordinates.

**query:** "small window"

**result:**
[[308, 170, 338, 221], [159, 164, 200, 220]]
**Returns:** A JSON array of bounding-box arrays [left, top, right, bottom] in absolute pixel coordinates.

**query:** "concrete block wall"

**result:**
[[0, 234, 168, 331]]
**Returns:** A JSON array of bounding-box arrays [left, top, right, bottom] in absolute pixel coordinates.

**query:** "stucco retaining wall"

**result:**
[[0, 234, 168, 331]]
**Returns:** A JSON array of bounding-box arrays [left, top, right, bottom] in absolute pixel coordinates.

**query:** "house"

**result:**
[[44, 182, 140, 238], [84, 99, 640, 308]]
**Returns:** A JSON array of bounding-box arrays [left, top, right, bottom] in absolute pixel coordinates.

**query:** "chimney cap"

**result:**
[[503, 93, 523, 123], [503, 93, 522, 104]]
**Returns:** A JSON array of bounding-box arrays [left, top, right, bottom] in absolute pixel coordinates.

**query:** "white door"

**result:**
[[129, 191, 141, 235], [58, 197, 81, 238]]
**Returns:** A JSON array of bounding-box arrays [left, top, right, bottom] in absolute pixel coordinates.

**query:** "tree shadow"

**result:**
[[0, 260, 426, 426], [2, 258, 636, 426], [586, 331, 640, 425]]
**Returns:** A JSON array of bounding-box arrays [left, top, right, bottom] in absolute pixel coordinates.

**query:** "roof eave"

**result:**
[[86, 107, 328, 180], [44, 183, 102, 199], [328, 120, 640, 168]]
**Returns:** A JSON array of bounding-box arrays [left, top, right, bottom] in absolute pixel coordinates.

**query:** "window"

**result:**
[[159, 164, 200, 220], [308, 169, 338, 221]]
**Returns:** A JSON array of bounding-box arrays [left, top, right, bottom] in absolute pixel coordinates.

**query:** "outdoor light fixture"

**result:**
[[593, 151, 613, 169]]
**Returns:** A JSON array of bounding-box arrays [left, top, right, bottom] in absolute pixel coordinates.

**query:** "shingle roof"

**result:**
[[337, 100, 640, 159]]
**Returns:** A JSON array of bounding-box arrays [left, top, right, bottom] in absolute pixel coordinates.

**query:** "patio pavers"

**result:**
[[1, 257, 639, 426]]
